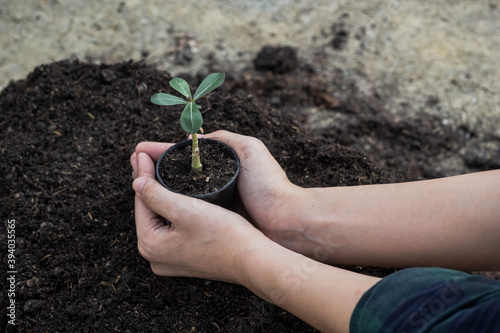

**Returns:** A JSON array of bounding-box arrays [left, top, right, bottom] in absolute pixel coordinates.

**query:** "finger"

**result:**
[[134, 141, 247, 229], [198, 130, 248, 148], [203, 130, 259, 153], [140, 176, 213, 225], [133, 153, 171, 242], [203, 130, 273, 167], [201, 130, 242, 145], [133, 150, 210, 221], [135, 142, 174, 163], [137, 152, 156, 179], [130, 152, 138, 179]]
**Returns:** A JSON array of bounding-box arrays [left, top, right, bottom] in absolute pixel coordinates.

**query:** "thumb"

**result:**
[[132, 152, 212, 224], [134, 175, 212, 225]]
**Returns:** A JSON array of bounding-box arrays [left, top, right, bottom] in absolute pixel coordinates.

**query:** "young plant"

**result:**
[[151, 73, 225, 173]]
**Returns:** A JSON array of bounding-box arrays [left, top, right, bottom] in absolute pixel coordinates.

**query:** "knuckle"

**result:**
[[238, 137, 265, 160], [248, 136, 265, 148], [218, 129, 229, 134], [213, 129, 229, 136], [135, 141, 149, 153], [207, 129, 230, 141]]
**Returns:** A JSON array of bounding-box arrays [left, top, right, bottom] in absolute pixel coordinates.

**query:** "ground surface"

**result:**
[[1, 1, 500, 332], [0, 59, 402, 332], [0, 54, 497, 333]]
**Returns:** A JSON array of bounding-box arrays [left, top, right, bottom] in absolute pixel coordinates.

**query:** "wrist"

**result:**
[[229, 232, 282, 286], [275, 187, 342, 262], [234, 237, 300, 302], [263, 185, 312, 244]]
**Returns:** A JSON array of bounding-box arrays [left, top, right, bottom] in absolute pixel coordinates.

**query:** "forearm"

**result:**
[[281, 170, 500, 270], [235, 238, 379, 333]]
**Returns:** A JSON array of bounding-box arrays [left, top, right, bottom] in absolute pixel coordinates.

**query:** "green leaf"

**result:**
[[180, 102, 203, 134], [169, 78, 192, 100], [151, 93, 187, 106], [193, 73, 225, 101]]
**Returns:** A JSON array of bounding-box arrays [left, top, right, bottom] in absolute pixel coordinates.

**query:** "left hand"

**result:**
[[130, 146, 267, 283]]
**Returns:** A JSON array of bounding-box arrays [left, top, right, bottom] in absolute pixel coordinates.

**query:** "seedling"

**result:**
[[151, 73, 225, 173]]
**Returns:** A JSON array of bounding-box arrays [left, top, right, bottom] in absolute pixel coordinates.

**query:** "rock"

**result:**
[[461, 139, 500, 168], [101, 68, 118, 83], [331, 21, 349, 50], [40, 221, 54, 229], [26, 276, 39, 288], [253, 46, 298, 73], [24, 299, 45, 313]]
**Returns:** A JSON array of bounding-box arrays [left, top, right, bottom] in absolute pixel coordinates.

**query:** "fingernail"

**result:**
[[133, 177, 147, 195]]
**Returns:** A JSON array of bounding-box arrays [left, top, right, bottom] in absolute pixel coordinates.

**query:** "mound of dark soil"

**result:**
[[0, 58, 420, 332]]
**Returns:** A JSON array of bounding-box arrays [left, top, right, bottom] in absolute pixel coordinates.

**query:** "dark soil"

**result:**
[[158, 139, 238, 196], [0, 51, 493, 332]]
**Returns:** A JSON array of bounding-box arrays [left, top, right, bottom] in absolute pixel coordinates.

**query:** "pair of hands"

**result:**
[[130, 130, 302, 283]]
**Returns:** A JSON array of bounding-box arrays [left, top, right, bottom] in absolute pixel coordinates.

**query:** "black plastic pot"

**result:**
[[155, 138, 240, 209]]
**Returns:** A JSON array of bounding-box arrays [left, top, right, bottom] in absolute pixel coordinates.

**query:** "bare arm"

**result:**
[[237, 241, 379, 333], [204, 131, 500, 271], [279, 170, 500, 270]]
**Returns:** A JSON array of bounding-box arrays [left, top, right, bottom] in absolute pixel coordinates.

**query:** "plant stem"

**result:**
[[191, 133, 203, 173]]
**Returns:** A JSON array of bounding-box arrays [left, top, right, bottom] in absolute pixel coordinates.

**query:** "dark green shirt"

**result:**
[[350, 267, 500, 332]]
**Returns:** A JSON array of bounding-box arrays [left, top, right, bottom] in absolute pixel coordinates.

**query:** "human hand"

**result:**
[[130, 148, 268, 282], [199, 131, 305, 245], [131, 144, 379, 333]]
